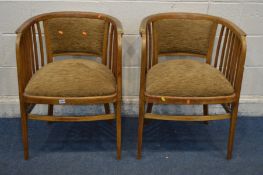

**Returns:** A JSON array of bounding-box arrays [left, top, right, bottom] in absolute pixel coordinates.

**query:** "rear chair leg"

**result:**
[[203, 104, 209, 125], [115, 101, 122, 160], [48, 104, 53, 115], [104, 103, 114, 124], [20, 102, 29, 160], [104, 103, 111, 114], [144, 103, 153, 126], [227, 102, 239, 160], [47, 104, 53, 124], [146, 103, 153, 113], [137, 100, 145, 159]]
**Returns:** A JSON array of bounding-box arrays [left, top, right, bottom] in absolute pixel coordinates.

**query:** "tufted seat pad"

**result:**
[[146, 60, 234, 97], [25, 59, 116, 97]]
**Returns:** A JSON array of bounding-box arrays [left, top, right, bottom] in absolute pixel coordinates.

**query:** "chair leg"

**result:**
[[20, 102, 29, 160], [105, 103, 114, 125], [47, 104, 53, 124], [227, 102, 239, 160], [203, 104, 209, 125], [104, 103, 111, 114], [144, 103, 153, 126], [48, 104, 53, 115], [137, 100, 145, 159], [146, 103, 153, 113], [115, 101, 122, 160]]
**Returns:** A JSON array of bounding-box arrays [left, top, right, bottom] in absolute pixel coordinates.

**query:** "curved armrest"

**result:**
[[108, 15, 124, 36], [16, 31, 34, 97], [115, 27, 123, 100], [139, 15, 152, 37], [139, 17, 149, 98]]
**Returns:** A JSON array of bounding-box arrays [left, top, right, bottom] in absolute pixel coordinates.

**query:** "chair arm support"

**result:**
[[139, 26, 147, 98], [109, 16, 124, 37], [16, 32, 34, 97], [139, 16, 151, 37], [116, 30, 123, 101], [233, 36, 247, 98]]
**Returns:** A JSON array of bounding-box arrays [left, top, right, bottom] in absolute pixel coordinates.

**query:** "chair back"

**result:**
[[140, 13, 246, 94], [16, 12, 123, 92], [44, 17, 106, 57], [154, 18, 214, 57]]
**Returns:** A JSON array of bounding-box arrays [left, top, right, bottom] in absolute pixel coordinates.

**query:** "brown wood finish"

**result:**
[[36, 22, 45, 66], [16, 11, 123, 160], [23, 93, 117, 105], [214, 25, 225, 67], [28, 114, 115, 122], [48, 104, 53, 115], [144, 113, 231, 121], [137, 12, 247, 160], [203, 104, 209, 124], [31, 25, 39, 71], [206, 22, 218, 64], [146, 103, 153, 113], [104, 103, 111, 114], [145, 93, 237, 104]]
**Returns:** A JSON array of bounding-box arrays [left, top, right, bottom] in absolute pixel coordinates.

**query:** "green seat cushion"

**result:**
[[146, 60, 234, 97], [25, 59, 116, 97]]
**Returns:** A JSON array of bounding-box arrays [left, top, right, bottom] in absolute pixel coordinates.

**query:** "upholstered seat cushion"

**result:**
[[25, 59, 116, 97], [146, 60, 234, 97]]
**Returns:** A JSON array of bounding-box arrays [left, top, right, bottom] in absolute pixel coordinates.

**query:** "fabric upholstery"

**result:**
[[146, 60, 234, 97], [25, 59, 116, 97], [44, 18, 105, 56], [154, 19, 213, 55]]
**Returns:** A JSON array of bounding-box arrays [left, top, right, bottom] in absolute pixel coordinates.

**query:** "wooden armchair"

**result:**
[[137, 13, 247, 159], [16, 12, 123, 160]]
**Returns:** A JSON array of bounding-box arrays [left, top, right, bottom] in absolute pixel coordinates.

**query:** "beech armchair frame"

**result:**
[[16, 12, 123, 160], [137, 12, 247, 160]]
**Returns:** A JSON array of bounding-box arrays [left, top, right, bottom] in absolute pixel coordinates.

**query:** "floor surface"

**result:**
[[0, 117, 262, 175]]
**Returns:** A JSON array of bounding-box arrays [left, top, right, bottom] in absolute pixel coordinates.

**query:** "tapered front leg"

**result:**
[[227, 102, 239, 160], [137, 99, 145, 159], [115, 101, 122, 160], [20, 102, 29, 160]]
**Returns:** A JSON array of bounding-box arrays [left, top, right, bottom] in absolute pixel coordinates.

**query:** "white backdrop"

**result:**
[[0, 0, 263, 117]]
